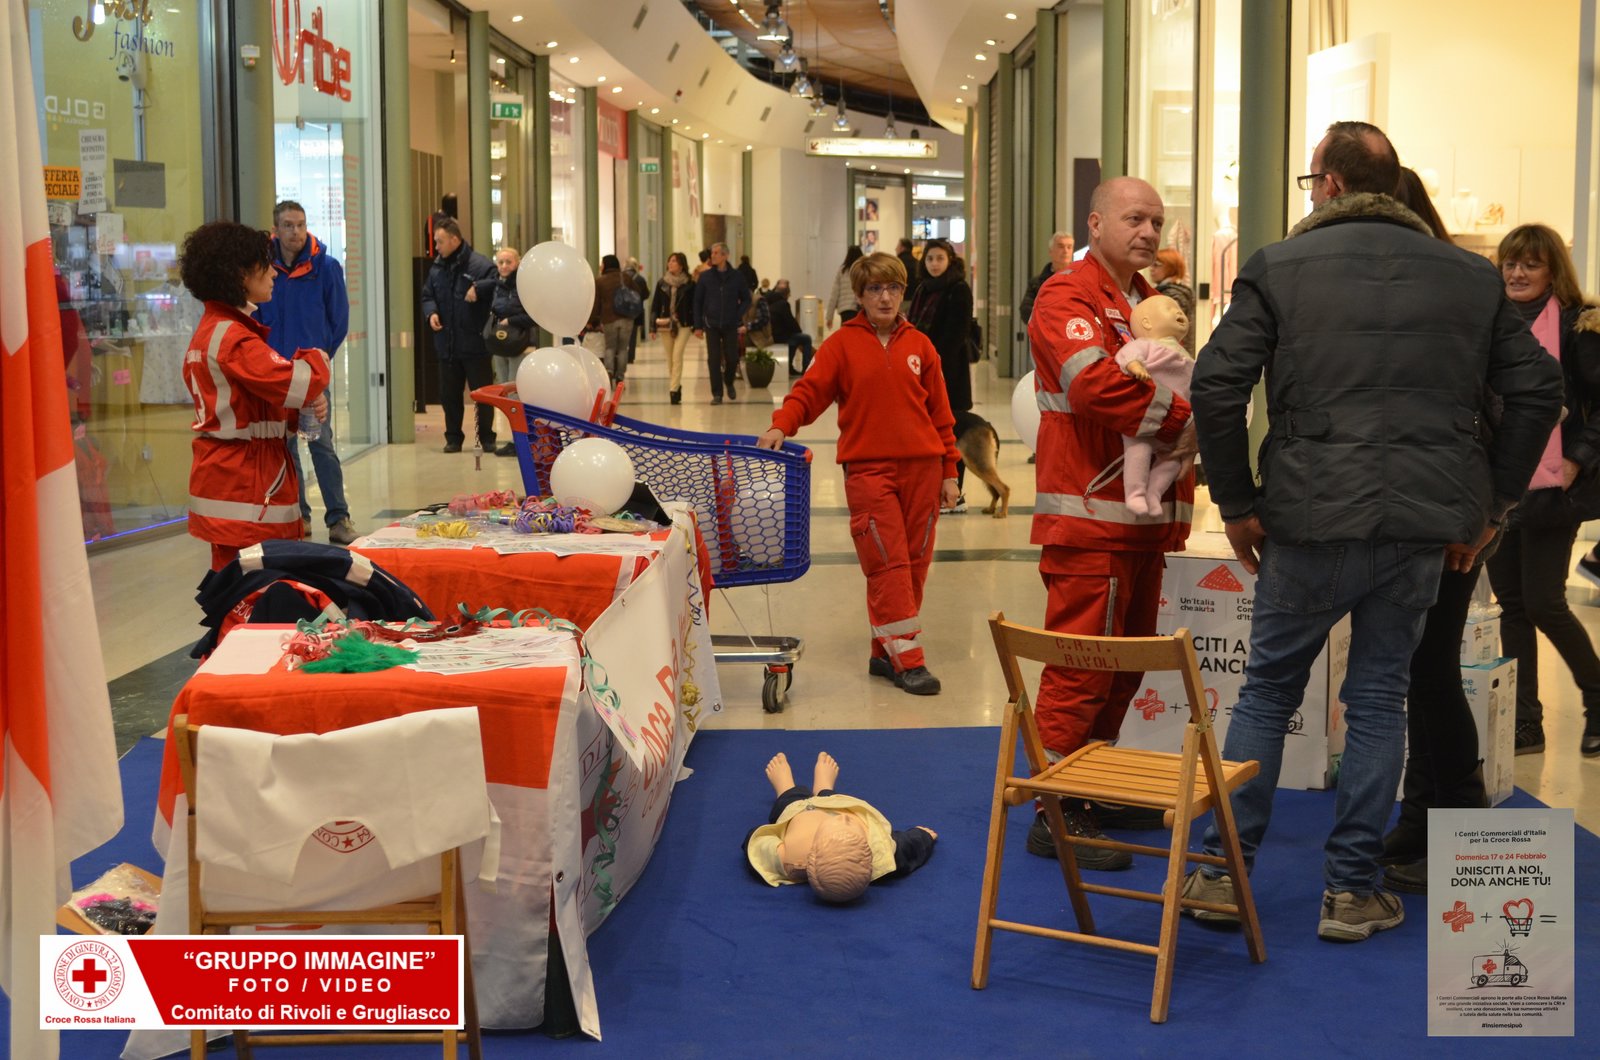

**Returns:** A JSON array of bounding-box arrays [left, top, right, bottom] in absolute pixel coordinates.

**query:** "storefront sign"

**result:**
[[271, 0, 353, 102], [638, 159, 660, 174], [1428, 808, 1574, 1037], [44, 166, 82, 199], [596, 100, 627, 158], [805, 137, 937, 159], [78, 128, 108, 214], [490, 96, 523, 121], [72, 0, 154, 42]]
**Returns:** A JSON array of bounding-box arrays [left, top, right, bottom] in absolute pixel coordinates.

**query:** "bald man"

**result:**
[[1025, 177, 1197, 869]]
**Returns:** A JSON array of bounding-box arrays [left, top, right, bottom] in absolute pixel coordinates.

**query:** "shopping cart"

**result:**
[[473, 383, 813, 712]]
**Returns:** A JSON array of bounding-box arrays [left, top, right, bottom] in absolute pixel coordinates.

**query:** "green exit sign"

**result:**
[[638, 158, 660, 174], [491, 101, 523, 120]]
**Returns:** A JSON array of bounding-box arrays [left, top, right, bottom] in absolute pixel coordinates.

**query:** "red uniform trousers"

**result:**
[[1035, 545, 1165, 756], [844, 457, 942, 672]]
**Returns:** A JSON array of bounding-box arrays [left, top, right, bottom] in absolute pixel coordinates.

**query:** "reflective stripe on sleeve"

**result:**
[[285, 357, 313, 410], [205, 322, 235, 433], [188, 495, 304, 524], [1137, 382, 1175, 438]]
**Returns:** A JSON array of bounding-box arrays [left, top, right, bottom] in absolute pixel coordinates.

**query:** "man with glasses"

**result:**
[[1025, 178, 1197, 870], [757, 253, 960, 697], [1183, 120, 1561, 942]]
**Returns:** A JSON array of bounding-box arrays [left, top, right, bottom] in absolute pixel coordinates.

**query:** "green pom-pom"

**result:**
[[299, 632, 420, 674]]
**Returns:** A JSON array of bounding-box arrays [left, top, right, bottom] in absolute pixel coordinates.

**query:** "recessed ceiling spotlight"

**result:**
[[496, 57, 505, 64], [717, 139, 724, 144], [903, 168, 910, 173], [511, 14, 523, 22], [568, 56, 579, 64], [974, 52, 987, 61], [955, 97, 964, 104], [1005, 12, 1017, 20], [701, 132, 710, 139], [985, 39, 996, 46], [611, 86, 622, 93], [546, 40, 558, 47], [746, 144, 753, 150], [960, 84, 969, 90], [869, 164, 877, 171], [596, 75, 606, 83], [651, 107, 660, 114], [671, 118, 679, 124]]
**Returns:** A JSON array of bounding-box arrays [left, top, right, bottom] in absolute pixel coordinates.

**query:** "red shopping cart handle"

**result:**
[[471, 381, 622, 428]]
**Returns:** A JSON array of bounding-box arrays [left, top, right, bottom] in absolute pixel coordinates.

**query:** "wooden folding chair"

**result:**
[[971, 613, 1267, 1022], [174, 715, 484, 1060]]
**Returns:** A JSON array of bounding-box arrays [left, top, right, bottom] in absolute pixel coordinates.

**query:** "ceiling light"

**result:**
[[746, 144, 753, 150], [756, 1, 791, 42], [809, 95, 828, 117], [671, 118, 679, 124], [496, 57, 505, 64], [612, 86, 623, 93], [650, 107, 660, 114], [596, 75, 606, 83], [1005, 12, 1018, 19], [776, 41, 799, 71], [985, 39, 996, 46], [511, 14, 523, 22], [449, 48, 456, 64], [904, 168, 910, 173], [702, 132, 710, 139], [955, 97, 964, 104], [884, 110, 898, 140], [546, 40, 558, 47], [717, 139, 724, 144], [960, 84, 969, 90], [974, 53, 987, 61], [569, 56, 579, 64]]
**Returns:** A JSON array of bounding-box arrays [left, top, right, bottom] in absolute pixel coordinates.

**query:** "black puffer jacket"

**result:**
[[421, 240, 497, 359], [1192, 192, 1564, 545], [1509, 303, 1600, 528]]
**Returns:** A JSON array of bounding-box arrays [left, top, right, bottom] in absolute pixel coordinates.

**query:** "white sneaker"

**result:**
[[940, 497, 968, 515]]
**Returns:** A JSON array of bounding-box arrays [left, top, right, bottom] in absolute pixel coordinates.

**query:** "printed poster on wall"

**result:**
[[1427, 808, 1574, 1036], [78, 127, 107, 214]]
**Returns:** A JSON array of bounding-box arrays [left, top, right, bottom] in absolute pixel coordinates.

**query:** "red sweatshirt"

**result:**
[[770, 314, 959, 478]]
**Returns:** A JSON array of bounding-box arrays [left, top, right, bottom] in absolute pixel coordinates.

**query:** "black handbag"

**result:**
[[483, 316, 531, 357]]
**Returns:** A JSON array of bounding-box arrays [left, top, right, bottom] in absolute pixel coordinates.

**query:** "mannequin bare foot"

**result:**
[[765, 753, 795, 796], [813, 751, 840, 792]]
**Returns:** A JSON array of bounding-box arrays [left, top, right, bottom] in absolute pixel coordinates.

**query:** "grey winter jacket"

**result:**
[[1192, 192, 1563, 546]]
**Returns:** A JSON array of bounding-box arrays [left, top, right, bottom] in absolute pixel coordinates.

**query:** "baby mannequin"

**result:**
[[1114, 293, 1194, 516], [744, 752, 937, 902]]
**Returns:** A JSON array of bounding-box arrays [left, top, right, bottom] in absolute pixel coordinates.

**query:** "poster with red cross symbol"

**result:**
[[1427, 808, 1574, 1036]]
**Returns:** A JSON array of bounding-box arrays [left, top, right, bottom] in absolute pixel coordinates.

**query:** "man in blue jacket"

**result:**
[[255, 201, 356, 545], [693, 242, 751, 404], [421, 217, 498, 452]]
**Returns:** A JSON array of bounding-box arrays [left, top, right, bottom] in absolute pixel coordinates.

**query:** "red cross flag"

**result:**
[[2, 5, 124, 1057]]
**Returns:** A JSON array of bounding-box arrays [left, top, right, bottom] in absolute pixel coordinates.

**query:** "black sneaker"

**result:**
[[1578, 549, 1600, 589], [1514, 719, 1545, 756], [1026, 806, 1134, 871], [1582, 720, 1600, 758], [1382, 858, 1427, 894], [711, 396, 723, 405], [494, 442, 517, 458], [1089, 800, 1168, 830], [727, 382, 738, 401], [442, 442, 462, 453], [867, 657, 895, 681]]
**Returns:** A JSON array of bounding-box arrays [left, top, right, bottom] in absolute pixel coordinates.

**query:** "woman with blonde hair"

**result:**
[[758, 253, 960, 697], [1487, 223, 1600, 759]]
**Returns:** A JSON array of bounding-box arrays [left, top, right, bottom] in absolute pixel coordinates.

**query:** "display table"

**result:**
[[128, 516, 720, 1055], [1117, 532, 1351, 790]]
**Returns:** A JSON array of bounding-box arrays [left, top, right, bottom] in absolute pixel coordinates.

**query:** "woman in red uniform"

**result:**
[[757, 253, 960, 695], [177, 221, 330, 570]]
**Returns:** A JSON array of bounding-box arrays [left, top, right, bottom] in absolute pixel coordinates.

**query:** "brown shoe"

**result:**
[[327, 518, 358, 546]]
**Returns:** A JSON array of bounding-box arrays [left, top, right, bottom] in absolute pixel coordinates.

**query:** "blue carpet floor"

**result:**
[[10, 729, 1598, 1058]]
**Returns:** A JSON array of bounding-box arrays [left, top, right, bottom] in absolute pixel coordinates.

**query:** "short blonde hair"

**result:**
[[494, 246, 521, 266], [805, 815, 873, 903], [849, 252, 908, 299]]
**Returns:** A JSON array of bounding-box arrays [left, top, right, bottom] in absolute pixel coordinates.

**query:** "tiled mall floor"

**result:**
[[91, 333, 1600, 831]]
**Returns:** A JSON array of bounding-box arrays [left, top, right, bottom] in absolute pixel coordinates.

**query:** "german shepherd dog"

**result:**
[[952, 410, 1011, 518]]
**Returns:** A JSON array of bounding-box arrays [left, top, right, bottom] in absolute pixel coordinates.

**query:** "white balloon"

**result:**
[[550, 438, 636, 515], [731, 477, 786, 566], [516, 347, 594, 419], [1011, 371, 1041, 454], [561, 345, 610, 419], [516, 241, 595, 340]]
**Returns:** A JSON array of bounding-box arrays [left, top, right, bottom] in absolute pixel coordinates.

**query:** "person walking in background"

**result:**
[[693, 242, 751, 404], [1187, 123, 1561, 942], [421, 217, 498, 454], [757, 253, 960, 697], [651, 251, 696, 406], [1026, 178, 1194, 870], [896, 238, 920, 303], [624, 256, 650, 368], [737, 253, 759, 291], [590, 255, 632, 386], [1485, 224, 1600, 760], [1018, 231, 1074, 326], [907, 238, 975, 512], [474, 247, 535, 457], [254, 200, 355, 545], [1148, 248, 1196, 356], [826, 246, 863, 329], [1378, 167, 1502, 893], [178, 220, 329, 570]]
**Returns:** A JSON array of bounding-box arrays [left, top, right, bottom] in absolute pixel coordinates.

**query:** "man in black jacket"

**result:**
[[1018, 231, 1074, 327], [693, 242, 751, 404], [421, 218, 498, 453], [765, 280, 814, 371], [1182, 121, 1563, 943]]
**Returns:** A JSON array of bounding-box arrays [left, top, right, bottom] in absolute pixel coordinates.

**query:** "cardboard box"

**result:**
[[1459, 613, 1500, 666], [1118, 533, 1350, 790]]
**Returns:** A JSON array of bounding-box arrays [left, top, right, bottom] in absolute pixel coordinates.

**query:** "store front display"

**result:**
[[35, 0, 215, 543], [549, 72, 586, 252]]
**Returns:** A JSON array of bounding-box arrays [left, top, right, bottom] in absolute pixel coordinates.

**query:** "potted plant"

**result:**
[[743, 345, 777, 389]]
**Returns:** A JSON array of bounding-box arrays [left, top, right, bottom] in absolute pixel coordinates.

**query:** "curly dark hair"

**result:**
[[179, 221, 272, 306]]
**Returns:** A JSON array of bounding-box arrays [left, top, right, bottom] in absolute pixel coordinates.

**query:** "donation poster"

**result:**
[[1427, 808, 1574, 1036]]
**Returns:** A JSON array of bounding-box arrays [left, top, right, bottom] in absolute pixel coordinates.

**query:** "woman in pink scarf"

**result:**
[[1487, 224, 1600, 759]]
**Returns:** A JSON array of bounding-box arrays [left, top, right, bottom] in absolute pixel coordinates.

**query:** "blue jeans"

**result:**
[[1201, 539, 1443, 894], [289, 379, 348, 526]]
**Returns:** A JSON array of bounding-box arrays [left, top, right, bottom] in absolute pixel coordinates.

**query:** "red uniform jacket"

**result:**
[[770, 314, 959, 477], [1028, 254, 1192, 553], [183, 302, 330, 548]]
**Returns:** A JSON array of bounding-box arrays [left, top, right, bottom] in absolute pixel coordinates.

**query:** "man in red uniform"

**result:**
[[1026, 177, 1196, 868]]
